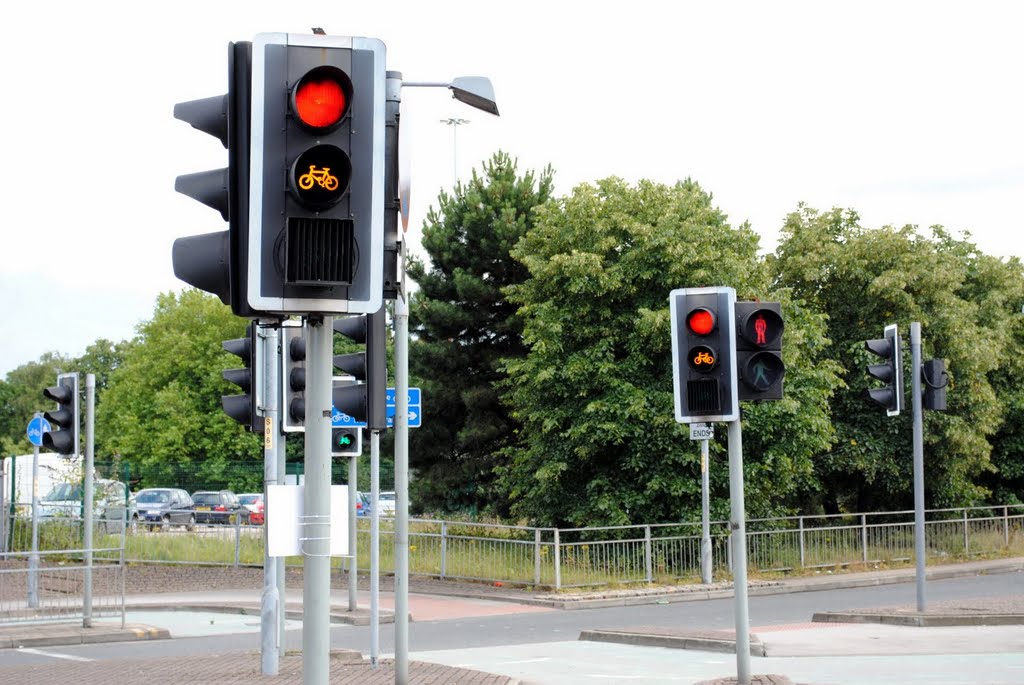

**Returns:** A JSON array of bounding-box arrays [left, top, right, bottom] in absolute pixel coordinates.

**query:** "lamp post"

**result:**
[[439, 117, 470, 185]]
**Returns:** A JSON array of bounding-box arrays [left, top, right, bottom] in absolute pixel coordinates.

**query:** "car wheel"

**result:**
[[187, 514, 196, 532], [129, 515, 139, 535], [162, 514, 171, 531]]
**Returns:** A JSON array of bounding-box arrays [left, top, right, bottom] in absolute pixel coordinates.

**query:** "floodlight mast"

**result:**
[[388, 73, 498, 685]]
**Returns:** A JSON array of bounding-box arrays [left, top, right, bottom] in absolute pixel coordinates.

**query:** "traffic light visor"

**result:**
[[687, 308, 716, 336], [293, 67, 352, 130]]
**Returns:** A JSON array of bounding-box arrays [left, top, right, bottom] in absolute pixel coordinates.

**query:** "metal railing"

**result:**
[[9, 502, 1021, 592]]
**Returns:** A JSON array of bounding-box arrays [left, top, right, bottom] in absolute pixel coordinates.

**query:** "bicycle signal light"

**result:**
[[669, 287, 738, 424]]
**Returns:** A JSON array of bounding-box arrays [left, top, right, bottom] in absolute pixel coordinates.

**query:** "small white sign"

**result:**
[[267, 485, 349, 557], [690, 423, 714, 441]]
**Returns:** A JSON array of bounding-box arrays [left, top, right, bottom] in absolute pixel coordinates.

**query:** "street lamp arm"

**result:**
[[401, 76, 499, 116]]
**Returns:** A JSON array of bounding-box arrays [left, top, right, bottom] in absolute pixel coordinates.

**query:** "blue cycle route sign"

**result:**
[[332, 387, 422, 429], [26, 416, 52, 447]]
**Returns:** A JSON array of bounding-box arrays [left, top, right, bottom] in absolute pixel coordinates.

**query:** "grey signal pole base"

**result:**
[[728, 419, 751, 685]]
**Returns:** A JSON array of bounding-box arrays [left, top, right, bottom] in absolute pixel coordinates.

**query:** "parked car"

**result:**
[[237, 493, 265, 525], [378, 491, 397, 516], [39, 478, 134, 534], [191, 490, 250, 525], [356, 491, 371, 517], [135, 488, 195, 531]]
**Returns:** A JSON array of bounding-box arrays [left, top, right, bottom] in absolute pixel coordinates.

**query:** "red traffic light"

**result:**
[[293, 67, 353, 131], [687, 308, 716, 336]]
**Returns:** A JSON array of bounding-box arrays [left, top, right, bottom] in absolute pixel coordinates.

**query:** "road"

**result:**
[[1, 569, 1020, 680]]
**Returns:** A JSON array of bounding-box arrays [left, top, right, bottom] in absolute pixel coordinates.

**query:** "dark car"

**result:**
[[191, 490, 250, 525], [136, 488, 195, 531]]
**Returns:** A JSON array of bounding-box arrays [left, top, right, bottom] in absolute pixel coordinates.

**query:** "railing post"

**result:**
[[644, 525, 653, 583], [534, 528, 541, 587], [439, 521, 447, 580], [861, 514, 868, 564], [1005, 507, 1010, 547], [554, 528, 562, 590], [234, 513, 242, 568], [963, 509, 970, 557], [798, 517, 805, 568]]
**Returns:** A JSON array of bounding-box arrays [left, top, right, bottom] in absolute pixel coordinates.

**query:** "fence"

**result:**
[[0, 514, 126, 624], [7, 502, 1022, 592]]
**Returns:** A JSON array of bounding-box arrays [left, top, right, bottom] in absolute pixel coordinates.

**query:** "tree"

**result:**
[[406, 152, 554, 515], [97, 289, 261, 491], [498, 178, 841, 526], [769, 206, 1024, 511]]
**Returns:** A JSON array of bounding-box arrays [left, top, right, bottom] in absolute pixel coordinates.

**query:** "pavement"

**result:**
[[0, 557, 1021, 684]]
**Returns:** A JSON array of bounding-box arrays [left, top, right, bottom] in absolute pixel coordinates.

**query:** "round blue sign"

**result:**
[[26, 416, 52, 447]]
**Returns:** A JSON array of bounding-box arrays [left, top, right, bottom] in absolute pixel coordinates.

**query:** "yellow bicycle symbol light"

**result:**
[[298, 165, 340, 191], [688, 345, 717, 372]]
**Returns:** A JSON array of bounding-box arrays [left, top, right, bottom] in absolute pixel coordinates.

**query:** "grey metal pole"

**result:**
[[303, 316, 333, 685], [348, 455, 358, 612], [276, 402, 287, 660], [370, 429, 380, 666], [911, 322, 927, 612], [394, 267, 411, 684], [83, 373, 95, 628], [701, 438, 712, 584], [260, 323, 280, 676], [28, 421, 40, 609], [727, 419, 751, 685]]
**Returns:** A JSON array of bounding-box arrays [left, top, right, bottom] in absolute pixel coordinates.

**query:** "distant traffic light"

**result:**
[[42, 373, 79, 456], [669, 287, 738, 424], [222, 322, 261, 431], [332, 308, 388, 430], [246, 33, 386, 315], [734, 301, 785, 401], [922, 358, 948, 411], [172, 41, 257, 317], [331, 427, 363, 457], [281, 321, 307, 431], [865, 324, 903, 416]]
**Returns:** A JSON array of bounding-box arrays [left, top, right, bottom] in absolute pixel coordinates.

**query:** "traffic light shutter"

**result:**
[[865, 324, 903, 416], [222, 322, 261, 431], [734, 301, 785, 401], [669, 287, 738, 424], [42, 373, 79, 456]]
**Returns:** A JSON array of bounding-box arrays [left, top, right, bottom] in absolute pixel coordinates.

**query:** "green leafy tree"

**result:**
[[97, 289, 262, 491], [770, 206, 1024, 511], [406, 152, 554, 515], [498, 178, 841, 526]]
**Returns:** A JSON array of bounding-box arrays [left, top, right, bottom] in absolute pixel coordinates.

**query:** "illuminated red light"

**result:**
[[295, 77, 347, 129], [687, 308, 715, 336]]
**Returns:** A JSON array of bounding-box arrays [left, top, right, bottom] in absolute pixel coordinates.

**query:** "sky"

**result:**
[[2, 0, 1022, 378]]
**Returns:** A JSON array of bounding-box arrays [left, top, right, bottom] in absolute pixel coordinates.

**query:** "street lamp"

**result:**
[[439, 117, 470, 185]]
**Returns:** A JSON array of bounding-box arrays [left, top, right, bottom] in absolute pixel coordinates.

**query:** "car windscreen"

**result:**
[[238, 495, 260, 505], [137, 491, 170, 504], [192, 493, 219, 505], [43, 483, 81, 501]]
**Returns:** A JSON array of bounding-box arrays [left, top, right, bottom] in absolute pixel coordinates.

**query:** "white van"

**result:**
[[0, 454, 72, 511]]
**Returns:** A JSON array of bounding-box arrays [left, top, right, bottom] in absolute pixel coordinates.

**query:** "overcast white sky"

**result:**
[[2, 1, 1022, 378]]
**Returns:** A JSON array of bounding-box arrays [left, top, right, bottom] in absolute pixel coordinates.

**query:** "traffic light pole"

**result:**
[[727, 419, 751, 685], [303, 316, 333, 685], [260, 323, 281, 676], [370, 429, 380, 667], [700, 438, 712, 585], [911, 322, 927, 612], [83, 373, 95, 628]]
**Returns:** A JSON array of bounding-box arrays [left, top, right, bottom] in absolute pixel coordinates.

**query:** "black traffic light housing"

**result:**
[[669, 287, 738, 424], [331, 426, 363, 457], [281, 321, 307, 432], [223, 321, 261, 431], [922, 358, 949, 411], [42, 373, 79, 456], [172, 41, 260, 318], [246, 33, 386, 316], [332, 308, 387, 430], [865, 324, 904, 416], [734, 301, 785, 401]]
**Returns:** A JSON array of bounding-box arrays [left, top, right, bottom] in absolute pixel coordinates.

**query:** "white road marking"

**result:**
[[17, 647, 94, 662]]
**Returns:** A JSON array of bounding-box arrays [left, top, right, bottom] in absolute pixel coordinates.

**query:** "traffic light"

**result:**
[[734, 302, 785, 401], [332, 308, 388, 430], [865, 324, 903, 416], [669, 287, 738, 424], [172, 41, 258, 317], [922, 358, 948, 411], [42, 373, 79, 456], [223, 322, 262, 431], [331, 426, 363, 457], [281, 321, 306, 431], [246, 33, 386, 315]]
